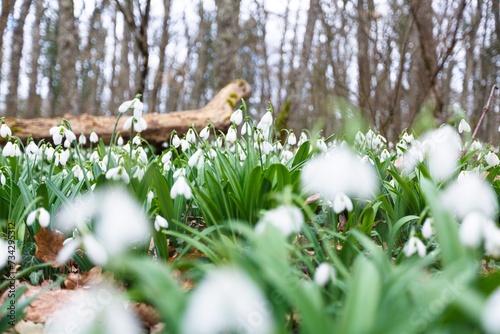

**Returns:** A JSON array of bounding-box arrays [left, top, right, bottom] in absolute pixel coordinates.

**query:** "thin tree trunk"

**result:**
[[25, 0, 45, 118], [5, 0, 32, 117]]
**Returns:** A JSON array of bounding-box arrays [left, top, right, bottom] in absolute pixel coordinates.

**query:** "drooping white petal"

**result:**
[[333, 192, 353, 214], [458, 119, 471, 133], [255, 205, 303, 237], [422, 218, 435, 239], [314, 263, 336, 286]]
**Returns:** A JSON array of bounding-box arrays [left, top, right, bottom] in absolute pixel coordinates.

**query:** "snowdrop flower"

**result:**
[[485, 151, 500, 167], [49, 125, 75, 145], [56, 187, 150, 265], [441, 173, 498, 220], [186, 128, 197, 144], [402, 132, 415, 145], [132, 166, 145, 181], [2, 141, 21, 157], [0, 239, 20, 270], [458, 119, 471, 133], [44, 146, 55, 162], [287, 132, 297, 146], [172, 134, 181, 148], [241, 121, 252, 136], [257, 111, 273, 132], [226, 126, 237, 144], [380, 149, 391, 163], [181, 267, 274, 334], [27, 208, 50, 228], [188, 148, 204, 168], [26, 141, 39, 159], [298, 131, 308, 146], [78, 133, 87, 145], [180, 139, 190, 152], [117, 136, 124, 146], [90, 131, 99, 143], [332, 192, 353, 213], [403, 236, 426, 258], [314, 263, 336, 286], [0, 171, 6, 186], [484, 224, 500, 258], [132, 135, 142, 146], [118, 97, 142, 113], [54, 149, 70, 166], [458, 212, 492, 248], [106, 166, 130, 184], [422, 218, 435, 239], [255, 205, 304, 237], [316, 139, 328, 152], [45, 283, 142, 334], [280, 150, 293, 163], [170, 176, 192, 199], [154, 215, 169, 231], [123, 115, 147, 133], [72, 165, 84, 182], [0, 123, 12, 138], [230, 108, 243, 125], [482, 287, 500, 334], [423, 125, 462, 181], [199, 126, 210, 140], [302, 146, 378, 202]]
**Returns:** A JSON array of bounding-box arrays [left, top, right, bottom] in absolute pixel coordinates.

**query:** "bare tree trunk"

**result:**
[[5, 0, 32, 117], [149, 0, 172, 113], [56, 0, 79, 116], [25, 0, 45, 118], [357, 0, 373, 121], [0, 0, 16, 87], [213, 0, 241, 90]]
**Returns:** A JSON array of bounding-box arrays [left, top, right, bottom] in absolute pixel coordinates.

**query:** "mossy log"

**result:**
[[2, 80, 251, 147]]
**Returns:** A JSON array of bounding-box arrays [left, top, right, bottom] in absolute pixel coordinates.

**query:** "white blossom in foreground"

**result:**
[[458, 212, 493, 248], [170, 176, 192, 199], [45, 284, 142, 334], [482, 287, 500, 334], [441, 173, 498, 220], [332, 192, 353, 213], [56, 187, 150, 265], [302, 147, 378, 202], [255, 205, 304, 237], [27, 208, 50, 228], [314, 263, 336, 286], [423, 125, 462, 181], [458, 119, 471, 133], [181, 267, 274, 334], [90, 131, 99, 143], [403, 236, 426, 258]]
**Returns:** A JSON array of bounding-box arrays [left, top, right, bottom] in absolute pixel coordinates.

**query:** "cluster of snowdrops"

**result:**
[[1, 99, 500, 333]]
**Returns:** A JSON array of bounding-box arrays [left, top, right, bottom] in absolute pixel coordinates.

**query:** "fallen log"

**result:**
[[2, 80, 251, 147]]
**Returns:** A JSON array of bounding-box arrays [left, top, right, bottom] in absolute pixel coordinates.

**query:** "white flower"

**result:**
[[170, 176, 192, 199], [49, 126, 65, 145], [230, 109, 243, 125], [332, 192, 353, 213], [124, 115, 148, 133], [186, 128, 197, 143], [90, 131, 99, 143], [314, 263, 336, 286], [181, 267, 274, 334], [54, 149, 70, 166], [199, 126, 210, 140], [482, 287, 500, 334], [423, 125, 461, 181], [241, 121, 252, 136], [117, 136, 124, 146], [302, 147, 378, 201], [172, 134, 181, 148], [257, 111, 273, 132], [56, 187, 150, 265], [2, 142, 14, 157], [133, 166, 145, 181], [422, 218, 435, 239], [118, 98, 141, 113], [380, 149, 391, 163], [26, 141, 39, 158], [154, 215, 169, 231], [180, 139, 189, 152], [188, 149, 204, 168], [484, 223, 500, 258], [255, 205, 304, 237], [106, 166, 130, 184], [316, 139, 328, 152], [458, 119, 471, 133], [45, 284, 142, 334], [441, 173, 498, 220], [27, 208, 50, 227], [459, 212, 492, 247], [298, 132, 308, 146], [485, 152, 500, 167], [0, 123, 12, 138], [403, 236, 426, 258], [226, 126, 237, 144], [287, 132, 297, 146], [79, 133, 87, 145], [0, 171, 6, 186]]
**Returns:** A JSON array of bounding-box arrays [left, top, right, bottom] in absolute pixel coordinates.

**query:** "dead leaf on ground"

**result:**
[[14, 320, 44, 334], [34, 228, 65, 267], [64, 266, 104, 290], [132, 302, 160, 328]]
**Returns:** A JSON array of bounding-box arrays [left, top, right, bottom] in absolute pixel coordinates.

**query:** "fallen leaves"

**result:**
[[34, 228, 65, 267]]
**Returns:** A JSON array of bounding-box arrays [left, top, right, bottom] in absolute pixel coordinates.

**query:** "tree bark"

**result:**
[[5, 0, 32, 117], [2, 80, 251, 147]]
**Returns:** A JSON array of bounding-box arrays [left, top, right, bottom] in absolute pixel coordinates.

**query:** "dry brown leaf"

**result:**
[[132, 302, 159, 328], [64, 266, 104, 290], [21, 285, 80, 323], [34, 228, 65, 267]]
